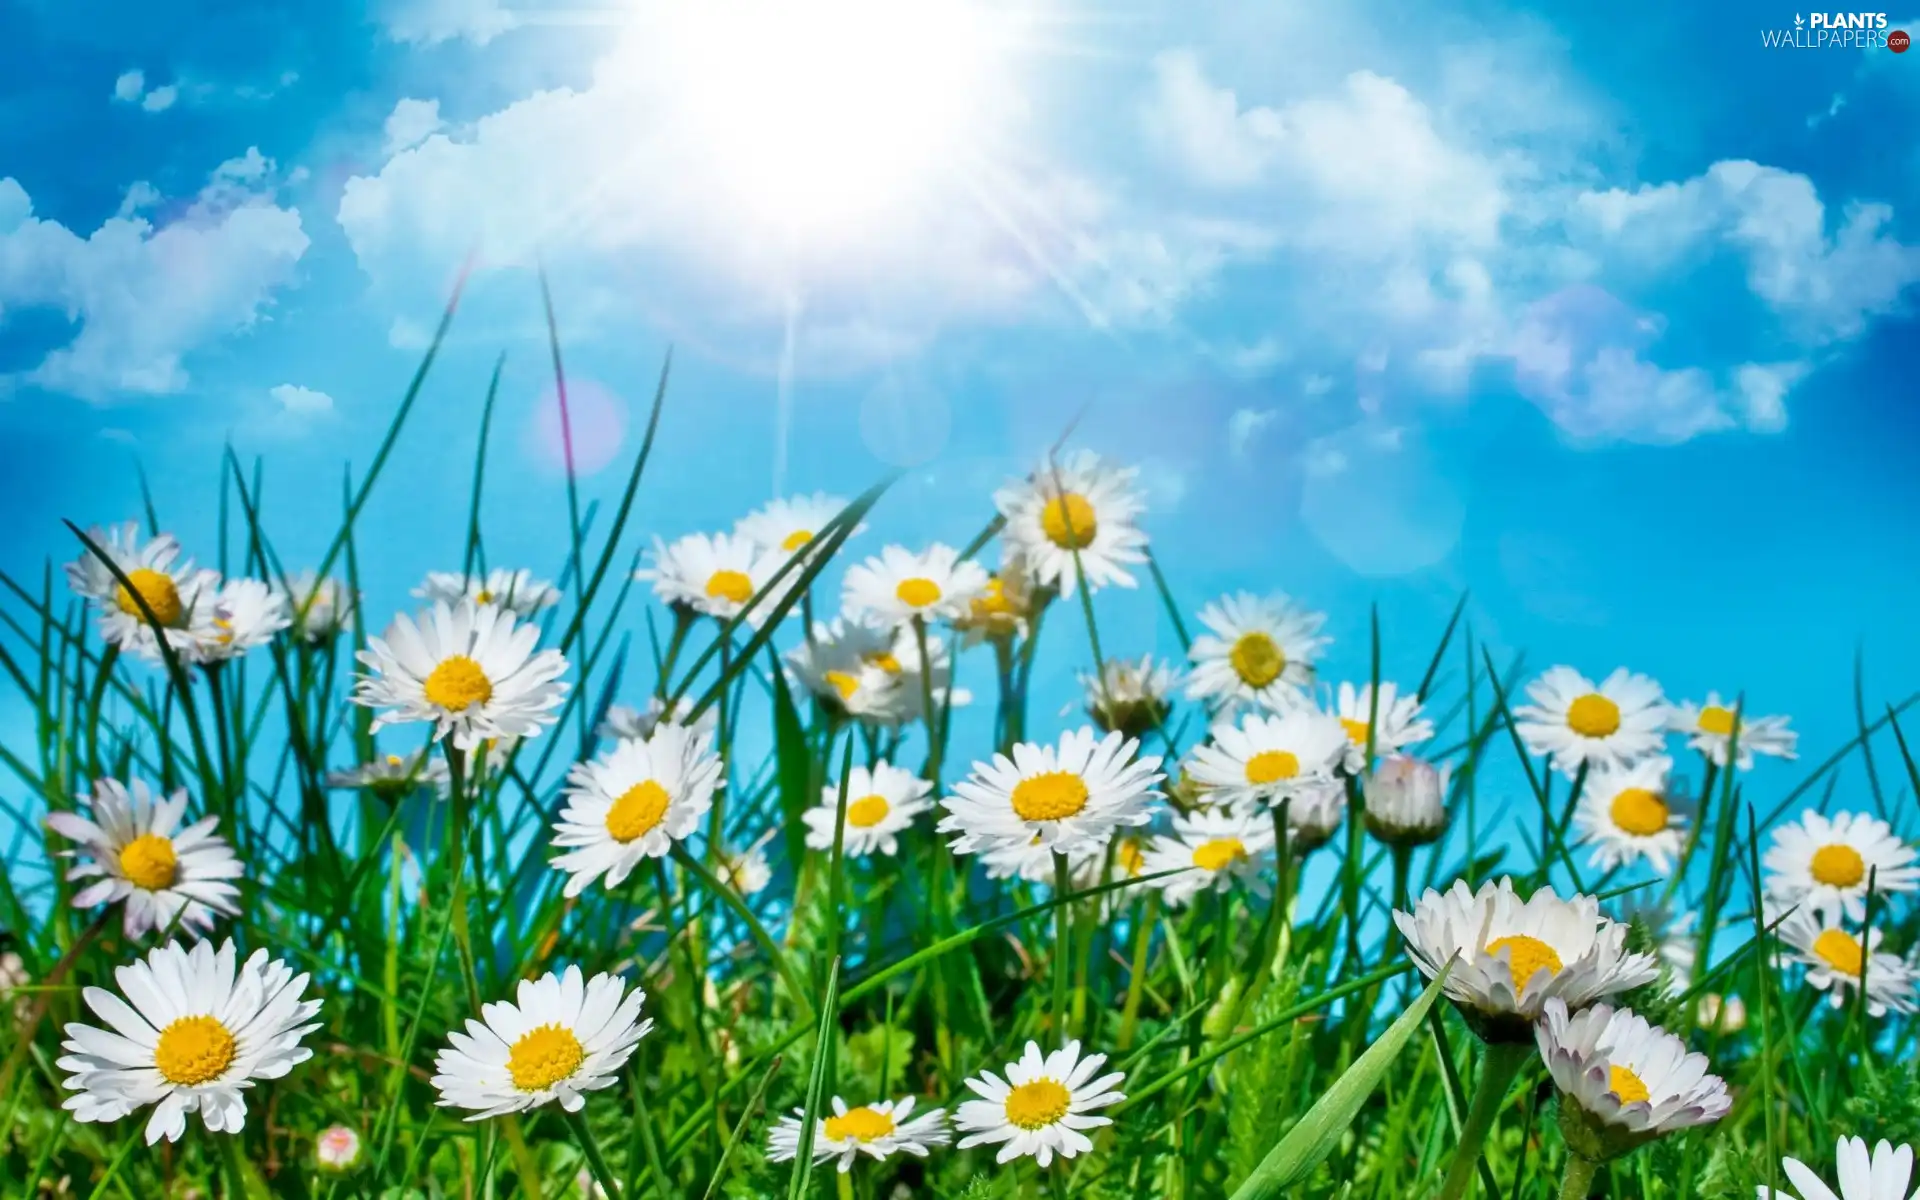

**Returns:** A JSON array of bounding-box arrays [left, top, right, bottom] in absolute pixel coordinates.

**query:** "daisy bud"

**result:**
[[1081, 655, 1179, 740], [1362, 755, 1451, 847], [315, 1125, 363, 1173]]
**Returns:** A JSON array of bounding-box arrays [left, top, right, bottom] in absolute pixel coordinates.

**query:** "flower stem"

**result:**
[[1557, 1153, 1599, 1200], [1052, 852, 1073, 1039], [565, 1106, 622, 1198], [1437, 1039, 1530, 1200]]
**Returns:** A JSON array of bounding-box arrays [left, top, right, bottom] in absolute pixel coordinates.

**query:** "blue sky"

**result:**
[[3, 0, 1920, 812]]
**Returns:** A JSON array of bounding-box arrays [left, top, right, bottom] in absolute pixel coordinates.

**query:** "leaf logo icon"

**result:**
[[1794, 12, 1805, 24]]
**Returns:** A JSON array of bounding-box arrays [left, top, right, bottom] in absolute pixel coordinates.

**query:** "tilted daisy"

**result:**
[[47, 778, 242, 939], [1142, 807, 1276, 908], [954, 555, 1034, 647], [1362, 754, 1452, 847], [1669, 692, 1797, 770], [415, 568, 562, 618], [353, 601, 569, 752], [1329, 681, 1434, 771], [939, 728, 1163, 858], [787, 619, 914, 724], [432, 966, 652, 1119], [1759, 1136, 1918, 1200], [1185, 592, 1330, 713], [843, 543, 990, 628], [1183, 708, 1348, 812], [191, 579, 291, 663], [596, 697, 718, 745], [1777, 906, 1917, 1017], [325, 750, 450, 799], [1082, 654, 1180, 739], [57, 939, 320, 1144], [994, 449, 1149, 598], [549, 724, 724, 897], [279, 571, 355, 643], [1763, 810, 1918, 922], [1393, 877, 1660, 1039], [1535, 997, 1730, 1160], [1572, 756, 1689, 874], [638, 533, 792, 626], [1511, 666, 1671, 778], [803, 761, 933, 858], [955, 1040, 1125, 1167], [64, 521, 221, 663], [766, 1095, 951, 1172], [735, 492, 862, 556], [716, 836, 773, 896]]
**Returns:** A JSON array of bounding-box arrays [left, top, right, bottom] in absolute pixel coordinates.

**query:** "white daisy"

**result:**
[[1183, 708, 1348, 812], [353, 601, 570, 752], [315, 1125, 363, 1172], [325, 750, 450, 798], [1669, 692, 1797, 770], [56, 939, 320, 1144], [1393, 877, 1660, 1036], [639, 533, 797, 626], [735, 492, 862, 557], [1142, 807, 1276, 908], [596, 697, 719, 745], [1081, 654, 1181, 739], [1760, 1137, 1918, 1200], [804, 762, 933, 858], [191, 579, 291, 663], [1534, 997, 1730, 1153], [980, 837, 1096, 885], [1763, 810, 1919, 922], [1329, 681, 1434, 771], [1777, 907, 1917, 1018], [1511, 667, 1671, 779], [279, 572, 355, 643], [766, 1095, 951, 1172], [1572, 756, 1689, 874], [994, 449, 1149, 598], [939, 728, 1163, 858], [955, 1040, 1125, 1167], [1284, 783, 1349, 853], [549, 724, 724, 897], [716, 836, 774, 896], [842, 544, 989, 628], [786, 619, 970, 727], [1184, 592, 1330, 713], [1362, 754, 1452, 847], [954, 555, 1034, 647], [64, 521, 220, 663], [46, 779, 242, 940], [415, 568, 562, 618], [432, 966, 652, 1119]]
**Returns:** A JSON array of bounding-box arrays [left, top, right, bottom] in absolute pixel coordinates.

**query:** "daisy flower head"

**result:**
[[1285, 783, 1349, 853], [878, 622, 973, 726], [786, 619, 912, 724], [842, 543, 989, 627], [191, 579, 291, 664], [956, 1041, 1124, 1167], [1572, 756, 1690, 875], [1183, 707, 1348, 813], [432, 966, 652, 1119], [353, 601, 569, 752], [766, 1095, 951, 1172], [596, 697, 719, 745], [735, 492, 862, 557], [1330, 681, 1433, 770], [1393, 877, 1660, 1040], [47, 778, 242, 940], [325, 749, 450, 800], [954, 554, 1034, 646], [315, 1125, 363, 1173], [1759, 1136, 1918, 1200], [1534, 998, 1730, 1160], [64, 521, 221, 663], [638, 533, 791, 626], [279, 571, 355, 643], [804, 761, 933, 858], [1142, 807, 1276, 908], [939, 728, 1163, 858], [57, 939, 321, 1144], [1185, 592, 1330, 713], [1511, 666, 1671, 778], [1777, 906, 1917, 1018], [1082, 654, 1181, 739], [1763, 810, 1918, 922], [716, 836, 774, 896], [1670, 692, 1797, 770], [549, 724, 724, 897], [1362, 754, 1452, 847], [994, 449, 1149, 598], [415, 568, 561, 618]]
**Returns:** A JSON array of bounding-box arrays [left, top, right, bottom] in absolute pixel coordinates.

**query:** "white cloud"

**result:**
[[112, 70, 145, 102], [116, 181, 161, 219], [380, 0, 519, 45], [142, 86, 178, 114], [1226, 407, 1276, 459], [270, 383, 333, 416], [0, 150, 309, 401], [382, 98, 445, 156]]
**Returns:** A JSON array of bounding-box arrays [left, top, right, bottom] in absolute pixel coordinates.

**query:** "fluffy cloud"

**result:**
[[379, 0, 518, 45], [382, 98, 445, 156], [270, 383, 333, 415], [0, 151, 309, 401], [111, 69, 177, 113]]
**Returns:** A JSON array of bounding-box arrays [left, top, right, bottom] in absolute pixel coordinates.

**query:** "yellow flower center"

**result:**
[[118, 834, 179, 890], [705, 569, 753, 605], [1040, 492, 1098, 550], [1192, 837, 1247, 872], [506, 1023, 584, 1091], [1566, 693, 1621, 738], [385, 754, 404, 766], [863, 651, 902, 674], [823, 670, 860, 700], [423, 656, 493, 712], [1245, 750, 1299, 784], [1810, 843, 1866, 888], [822, 1105, 896, 1142], [1608, 1065, 1651, 1106], [1813, 928, 1864, 978], [1340, 718, 1371, 746], [1229, 632, 1285, 688], [847, 794, 891, 828], [1010, 771, 1090, 822], [1116, 838, 1145, 877], [1003, 1078, 1072, 1130], [780, 529, 815, 552], [894, 577, 942, 609], [605, 780, 672, 842], [1485, 934, 1564, 995], [153, 1015, 237, 1086], [972, 577, 1014, 618], [115, 567, 185, 627], [1608, 788, 1670, 837], [1696, 705, 1737, 736], [475, 589, 495, 604]]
